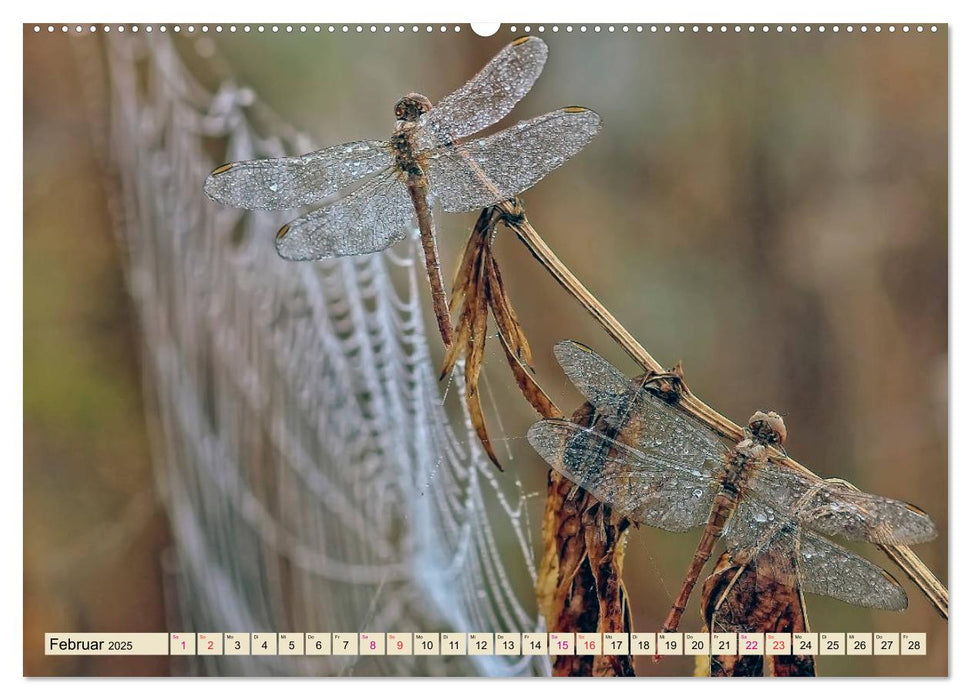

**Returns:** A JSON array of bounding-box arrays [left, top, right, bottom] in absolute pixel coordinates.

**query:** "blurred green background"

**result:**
[[24, 24, 947, 676]]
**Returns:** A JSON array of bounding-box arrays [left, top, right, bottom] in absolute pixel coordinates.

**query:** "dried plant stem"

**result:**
[[499, 200, 948, 620], [879, 541, 948, 617]]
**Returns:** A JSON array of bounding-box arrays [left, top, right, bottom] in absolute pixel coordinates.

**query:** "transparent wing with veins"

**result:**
[[274, 171, 413, 260], [745, 464, 937, 546], [204, 140, 392, 210], [706, 530, 806, 640], [527, 419, 720, 532], [425, 108, 602, 212], [416, 36, 549, 150], [552, 340, 728, 468], [723, 497, 908, 610]]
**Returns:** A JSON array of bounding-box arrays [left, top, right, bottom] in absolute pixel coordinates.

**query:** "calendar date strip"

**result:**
[[45, 631, 928, 657]]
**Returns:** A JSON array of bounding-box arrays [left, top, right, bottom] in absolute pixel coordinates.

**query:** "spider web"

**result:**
[[80, 32, 548, 676]]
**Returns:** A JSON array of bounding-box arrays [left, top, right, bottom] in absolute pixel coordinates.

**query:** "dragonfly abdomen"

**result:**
[[662, 491, 738, 635]]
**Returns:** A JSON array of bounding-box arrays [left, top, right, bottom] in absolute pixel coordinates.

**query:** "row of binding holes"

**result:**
[[30, 24, 942, 34], [514, 25, 937, 34], [32, 25, 464, 33]]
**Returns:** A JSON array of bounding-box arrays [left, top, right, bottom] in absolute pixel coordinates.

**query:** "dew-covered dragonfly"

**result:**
[[527, 340, 937, 637], [204, 36, 601, 348]]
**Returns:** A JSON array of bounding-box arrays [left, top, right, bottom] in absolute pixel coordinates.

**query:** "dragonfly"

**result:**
[[204, 36, 602, 348], [527, 340, 937, 639]]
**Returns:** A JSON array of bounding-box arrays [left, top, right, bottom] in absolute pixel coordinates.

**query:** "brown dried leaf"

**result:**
[[443, 201, 561, 472], [465, 369, 502, 470], [449, 208, 493, 309], [465, 254, 489, 390], [464, 251, 501, 469], [487, 256, 534, 369], [540, 399, 635, 677], [698, 550, 816, 677], [496, 323, 559, 419], [439, 308, 472, 380], [440, 229, 488, 380]]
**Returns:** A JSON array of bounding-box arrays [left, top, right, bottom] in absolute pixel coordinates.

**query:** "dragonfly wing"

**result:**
[[550, 340, 728, 476], [723, 498, 907, 610], [275, 171, 412, 260], [416, 36, 549, 148], [706, 532, 800, 635], [204, 140, 392, 210], [721, 489, 792, 564], [746, 464, 937, 546], [527, 419, 718, 532], [425, 108, 603, 212], [796, 529, 908, 610]]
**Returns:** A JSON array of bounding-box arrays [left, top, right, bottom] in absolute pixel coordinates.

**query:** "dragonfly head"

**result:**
[[748, 410, 787, 446], [395, 93, 433, 123]]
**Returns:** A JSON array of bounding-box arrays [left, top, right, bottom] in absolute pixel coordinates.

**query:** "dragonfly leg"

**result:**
[[654, 504, 731, 662], [653, 547, 714, 663]]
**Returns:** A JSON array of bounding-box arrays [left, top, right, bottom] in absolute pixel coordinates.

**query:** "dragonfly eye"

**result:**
[[394, 92, 432, 122], [748, 410, 788, 446]]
